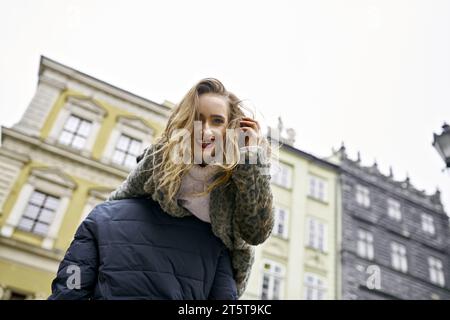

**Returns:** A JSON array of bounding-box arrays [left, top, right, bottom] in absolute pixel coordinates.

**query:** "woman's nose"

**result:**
[[202, 122, 211, 134], [202, 125, 215, 140]]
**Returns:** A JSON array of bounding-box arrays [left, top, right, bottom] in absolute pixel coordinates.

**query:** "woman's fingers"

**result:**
[[240, 117, 260, 130], [238, 117, 262, 147], [240, 119, 260, 132]]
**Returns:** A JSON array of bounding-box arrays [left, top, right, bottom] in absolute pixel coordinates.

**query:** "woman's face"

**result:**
[[194, 93, 229, 162]]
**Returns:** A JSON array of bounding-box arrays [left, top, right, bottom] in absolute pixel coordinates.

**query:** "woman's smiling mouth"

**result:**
[[201, 142, 214, 149]]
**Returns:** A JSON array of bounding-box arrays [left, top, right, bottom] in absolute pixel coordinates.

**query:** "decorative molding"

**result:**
[[263, 240, 288, 258], [304, 250, 328, 273], [66, 95, 108, 119], [0, 146, 31, 164], [117, 115, 155, 135], [0, 242, 60, 273], [39, 74, 67, 90], [30, 166, 77, 190]]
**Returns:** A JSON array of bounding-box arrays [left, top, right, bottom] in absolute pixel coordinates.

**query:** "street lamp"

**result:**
[[433, 123, 450, 168]]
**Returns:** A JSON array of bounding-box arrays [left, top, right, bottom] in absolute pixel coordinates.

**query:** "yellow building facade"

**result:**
[[242, 139, 340, 299], [0, 56, 169, 299]]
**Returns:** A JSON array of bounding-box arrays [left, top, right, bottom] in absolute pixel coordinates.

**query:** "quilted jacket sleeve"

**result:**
[[48, 210, 99, 300], [107, 144, 156, 201], [208, 247, 238, 300], [231, 145, 275, 245]]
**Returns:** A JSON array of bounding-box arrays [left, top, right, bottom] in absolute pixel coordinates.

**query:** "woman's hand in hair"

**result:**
[[239, 117, 261, 148]]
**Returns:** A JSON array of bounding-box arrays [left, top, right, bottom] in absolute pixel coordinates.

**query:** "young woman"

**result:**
[[48, 78, 274, 299]]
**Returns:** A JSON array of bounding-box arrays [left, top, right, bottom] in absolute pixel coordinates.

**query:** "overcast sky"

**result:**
[[1, 0, 449, 213]]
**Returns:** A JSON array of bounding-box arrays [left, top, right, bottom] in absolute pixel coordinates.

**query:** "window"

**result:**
[[17, 190, 60, 236], [273, 206, 289, 238], [306, 218, 327, 252], [58, 115, 92, 149], [8, 291, 28, 300], [304, 273, 327, 300], [356, 185, 370, 207], [0, 167, 75, 250], [260, 261, 284, 300], [428, 257, 445, 287], [357, 229, 374, 260], [421, 213, 435, 235], [112, 134, 143, 168], [101, 115, 153, 166], [47, 96, 106, 155], [391, 242, 408, 273], [308, 175, 328, 202], [387, 198, 402, 221], [270, 162, 292, 189]]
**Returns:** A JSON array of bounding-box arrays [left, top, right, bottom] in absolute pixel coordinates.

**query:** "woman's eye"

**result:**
[[213, 118, 224, 124]]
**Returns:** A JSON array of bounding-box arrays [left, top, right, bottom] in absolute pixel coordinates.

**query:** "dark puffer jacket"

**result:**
[[48, 197, 237, 300]]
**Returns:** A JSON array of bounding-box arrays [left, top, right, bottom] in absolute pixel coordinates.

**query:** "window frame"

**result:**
[[355, 184, 371, 208], [111, 133, 143, 169], [421, 213, 436, 235], [306, 217, 328, 253], [308, 174, 329, 203], [304, 272, 327, 300], [270, 161, 293, 189], [47, 96, 107, 157], [260, 259, 285, 300], [428, 256, 445, 287], [390, 241, 408, 273], [17, 190, 60, 237], [387, 198, 402, 222], [58, 114, 93, 150], [0, 167, 75, 250], [273, 205, 289, 239], [101, 116, 154, 169], [356, 228, 374, 260]]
